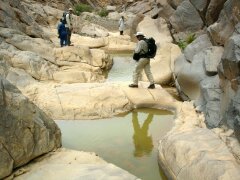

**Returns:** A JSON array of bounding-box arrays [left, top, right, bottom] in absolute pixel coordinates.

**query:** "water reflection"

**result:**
[[56, 108, 174, 180], [132, 112, 153, 157]]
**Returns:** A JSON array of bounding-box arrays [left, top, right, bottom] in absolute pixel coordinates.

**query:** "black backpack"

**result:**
[[143, 37, 157, 58], [61, 12, 68, 24]]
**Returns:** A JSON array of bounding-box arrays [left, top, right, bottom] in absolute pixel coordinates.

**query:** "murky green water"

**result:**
[[56, 108, 174, 180], [106, 55, 135, 82]]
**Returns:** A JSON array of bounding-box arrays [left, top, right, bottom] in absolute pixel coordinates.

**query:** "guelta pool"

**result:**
[[56, 108, 174, 180], [56, 55, 177, 180]]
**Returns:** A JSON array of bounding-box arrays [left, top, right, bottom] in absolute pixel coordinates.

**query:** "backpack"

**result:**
[[143, 37, 157, 58], [61, 12, 68, 24]]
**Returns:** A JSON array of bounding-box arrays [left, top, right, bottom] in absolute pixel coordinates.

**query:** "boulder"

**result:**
[[166, 0, 184, 9], [169, 1, 203, 32], [189, 0, 209, 15], [0, 77, 61, 179], [126, 1, 153, 14], [184, 34, 212, 62], [195, 76, 222, 128], [72, 34, 106, 48], [106, 5, 117, 12], [108, 12, 121, 20], [12, 148, 139, 180], [137, 16, 172, 46], [159, 127, 240, 179], [156, 0, 175, 20], [219, 34, 240, 87], [6, 68, 37, 88], [175, 51, 208, 100], [205, 0, 227, 25], [207, 0, 239, 45], [158, 102, 240, 180], [0, 0, 44, 38], [204, 46, 224, 75], [81, 23, 109, 37], [219, 33, 240, 140], [10, 51, 58, 81], [22, 83, 132, 120], [103, 34, 135, 53]]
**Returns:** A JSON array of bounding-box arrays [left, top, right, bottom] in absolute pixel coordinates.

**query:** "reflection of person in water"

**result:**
[[132, 112, 154, 157]]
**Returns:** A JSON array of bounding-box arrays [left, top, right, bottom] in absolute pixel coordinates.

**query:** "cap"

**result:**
[[69, 8, 73, 11], [135, 32, 145, 37]]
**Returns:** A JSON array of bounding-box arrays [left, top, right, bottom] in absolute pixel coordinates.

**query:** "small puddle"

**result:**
[[56, 108, 174, 180]]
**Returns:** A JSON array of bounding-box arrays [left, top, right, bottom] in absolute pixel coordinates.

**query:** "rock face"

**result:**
[[169, 1, 204, 32], [171, 0, 240, 150], [219, 33, 240, 133], [205, 0, 227, 25], [0, 76, 61, 179], [137, 16, 172, 46], [23, 83, 133, 120], [158, 102, 240, 180], [13, 148, 139, 180], [207, 0, 239, 45]]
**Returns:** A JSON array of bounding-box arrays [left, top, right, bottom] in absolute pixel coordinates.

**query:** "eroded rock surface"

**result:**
[[0, 77, 61, 179], [13, 148, 139, 180]]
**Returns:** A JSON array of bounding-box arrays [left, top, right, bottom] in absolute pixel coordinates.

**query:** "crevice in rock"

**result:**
[[189, 0, 211, 28], [1, 142, 15, 164]]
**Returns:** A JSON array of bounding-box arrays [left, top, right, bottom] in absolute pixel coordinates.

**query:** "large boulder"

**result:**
[[126, 1, 153, 14], [169, 1, 204, 32], [183, 34, 212, 62], [0, 27, 112, 85], [204, 46, 224, 75], [81, 23, 109, 37], [205, 0, 227, 25], [0, 76, 61, 179], [22, 83, 133, 120], [156, 0, 175, 20], [167, 0, 184, 9], [136, 16, 172, 46], [158, 102, 240, 180], [218, 33, 240, 141], [195, 76, 222, 128], [13, 149, 138, 180], [0, 0, 44, 38], [174, 34, 213, 100], [189, 0, 209, 13], [207, 0, 240, 45]]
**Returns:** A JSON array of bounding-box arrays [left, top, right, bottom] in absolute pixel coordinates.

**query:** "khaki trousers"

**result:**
[[133, 58, 154, 85]]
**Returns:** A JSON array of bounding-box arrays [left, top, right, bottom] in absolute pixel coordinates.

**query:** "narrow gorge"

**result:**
[[0, 0, 240, 179]]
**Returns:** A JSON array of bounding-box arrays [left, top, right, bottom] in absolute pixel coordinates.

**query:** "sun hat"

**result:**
[[135, 32, 145, 37], [69, 8, 73, 11]]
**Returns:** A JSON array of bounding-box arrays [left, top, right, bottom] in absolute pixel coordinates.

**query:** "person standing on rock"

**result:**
[[118, 16, 125, 35], [129, 32, 155, 89], [65, 8, 73, 46], [57, 19, 67, 47]]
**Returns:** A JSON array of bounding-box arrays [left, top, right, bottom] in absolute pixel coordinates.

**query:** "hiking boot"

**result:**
[[129, 84, 138, 88], [148, 84, 155, 89]]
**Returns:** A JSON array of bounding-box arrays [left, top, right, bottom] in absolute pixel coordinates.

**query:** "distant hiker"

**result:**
[[64, 8, 73, 46], [118, 16, 125, 35], [129, 32, 155, 89], [57, 19, 67, 47]]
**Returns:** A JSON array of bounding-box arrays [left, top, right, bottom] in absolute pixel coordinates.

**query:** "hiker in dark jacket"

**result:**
[[58, 19, 67, 47]]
